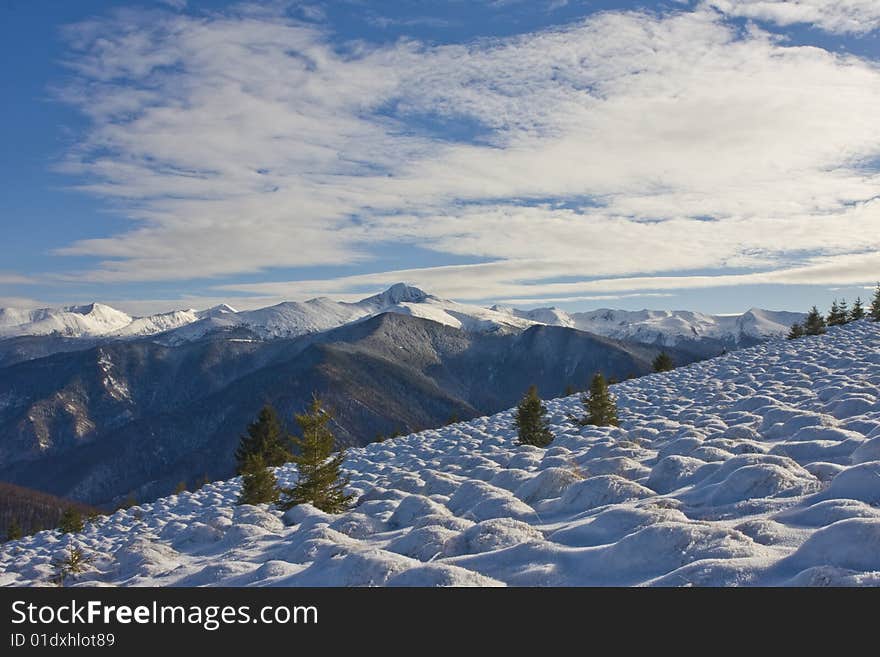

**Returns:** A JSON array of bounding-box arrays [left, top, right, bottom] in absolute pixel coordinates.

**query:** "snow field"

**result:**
[[2, 321, 879, 587]]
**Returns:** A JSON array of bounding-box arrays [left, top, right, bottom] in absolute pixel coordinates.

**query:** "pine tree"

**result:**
[[50, 546, 92, 586], [514, 385, 554, 447], [787, 323, 805, 340], [803, 306, 827, 335], [6, 518, 23, 542], [58, 507, 84, 534], [849, 297, 865, 322], [278, 396, 354, 514], [838, 298, 849, 323], [237, 454, 280, 505], [652, 352, 674, 372], [827, 299, 847, 326], [870, 283, 880, 322], [573, 373, 619, 427], [235, 405, 292, 473], [826, 299, 838, 325]]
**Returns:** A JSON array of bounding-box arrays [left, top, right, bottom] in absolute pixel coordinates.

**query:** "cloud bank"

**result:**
[[49, 4, 880, 304]]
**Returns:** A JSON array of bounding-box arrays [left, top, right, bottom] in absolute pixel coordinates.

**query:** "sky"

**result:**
[[1, 0, 879, 316]]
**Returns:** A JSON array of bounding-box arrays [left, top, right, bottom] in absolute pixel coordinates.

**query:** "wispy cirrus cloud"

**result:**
[[48, 4, 880, 306], [0, 274, 36, 285]]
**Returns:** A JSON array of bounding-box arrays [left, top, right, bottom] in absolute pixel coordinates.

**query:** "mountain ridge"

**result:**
[[1, 284, 803, 352]]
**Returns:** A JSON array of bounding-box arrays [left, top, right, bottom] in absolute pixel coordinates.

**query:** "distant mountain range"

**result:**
[[0, 284, 803, 365], [0, 285, 804, 507]]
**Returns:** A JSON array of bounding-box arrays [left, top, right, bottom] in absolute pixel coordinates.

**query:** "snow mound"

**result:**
[[786, 519, 880, 573]]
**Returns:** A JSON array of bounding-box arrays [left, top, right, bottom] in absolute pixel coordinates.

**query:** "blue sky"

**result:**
[[1, 0, 879, 315]]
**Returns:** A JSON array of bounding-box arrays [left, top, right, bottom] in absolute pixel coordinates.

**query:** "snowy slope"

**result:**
[[498, 306, 805, 347], [3, 321, 879, 587]]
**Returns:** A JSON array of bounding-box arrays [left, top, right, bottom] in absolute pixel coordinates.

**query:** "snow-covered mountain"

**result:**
[[160, 284, 534, 344], [0, 303, 134, 338], [0, 284, 534, 346], [0, 302, 238, 339], [0, 284, 801, 349], [497, 306, 804, 347], [3, 320, 878, 586]]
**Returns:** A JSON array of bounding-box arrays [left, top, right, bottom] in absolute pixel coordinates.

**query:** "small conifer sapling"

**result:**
[[849, 297, 865, 322], [787, 323, 805, 340], [803, 306, 827, 335], [652, 352, 674, 372], [870, 283, 880, 322], [572, 373, 619, 427], [58, 507, 84, 534], [514, 385, 554, 447]]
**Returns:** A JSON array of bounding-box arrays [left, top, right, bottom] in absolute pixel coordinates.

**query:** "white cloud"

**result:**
[[707, 0, 880, 34], [50, 6, 880, 306]]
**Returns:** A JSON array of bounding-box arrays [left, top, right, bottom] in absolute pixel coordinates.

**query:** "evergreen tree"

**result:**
[[803, 306, 827, 335], [849, 297, 865, 322], [514, 385, 554, 447], [278, 396, 354, 514], [827, 299, 847, 326], [50, 547, 92, 587], [838, 298, 849, 323], [237, 454, 280, 505], [573, 373, 619, 427], [235, 405, 292, 473], [6, 518, 23, 542], [652, 352, 674, 372], [787, 323, 805, 340], [870, 283, 880, 322], [58, 507, 84, 534]]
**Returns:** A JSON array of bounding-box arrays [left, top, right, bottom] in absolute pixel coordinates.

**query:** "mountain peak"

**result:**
[[198, 303, 237, 318], [364, 283, 430, 306]]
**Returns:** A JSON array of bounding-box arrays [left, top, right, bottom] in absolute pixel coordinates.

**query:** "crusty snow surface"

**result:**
[[3, 322, 880, 587]]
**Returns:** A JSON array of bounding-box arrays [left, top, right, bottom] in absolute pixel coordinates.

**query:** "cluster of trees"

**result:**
[[788, 285, 880, 339], [1, 481, 103, 543], [514, 373, 620, 448], [236, 396, 353, 514]]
